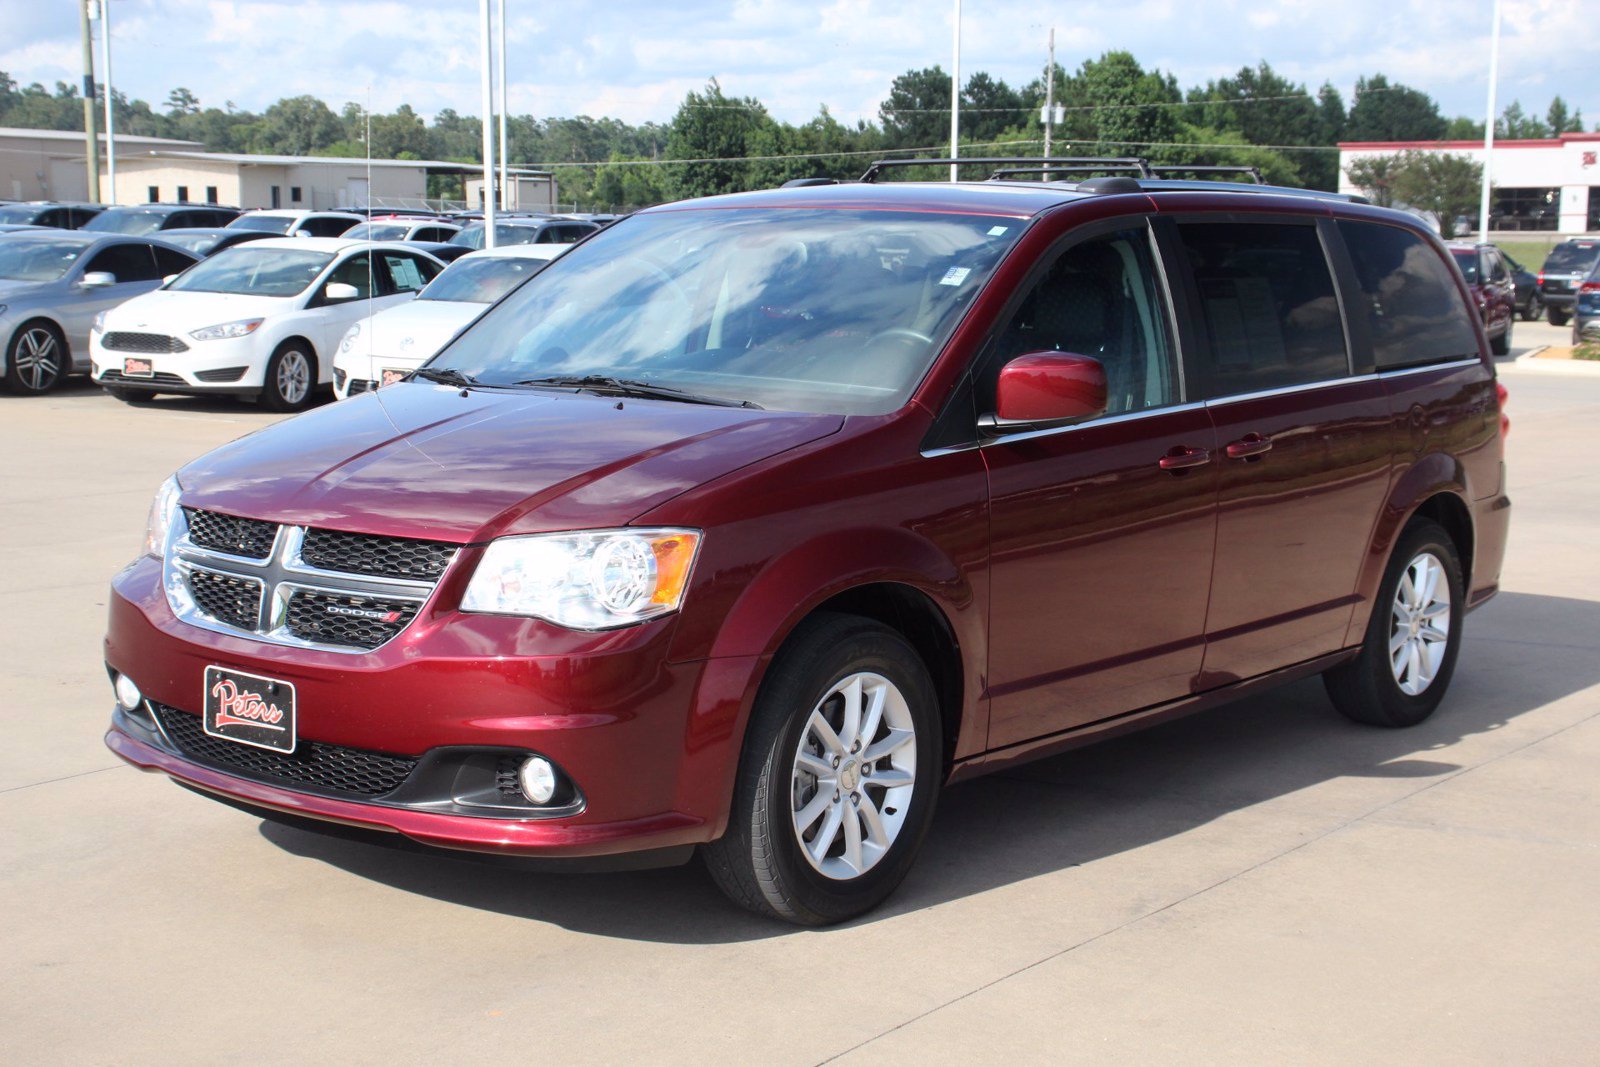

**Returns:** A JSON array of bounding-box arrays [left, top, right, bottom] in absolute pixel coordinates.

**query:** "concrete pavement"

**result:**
[[2, 340, 1596, 1064]]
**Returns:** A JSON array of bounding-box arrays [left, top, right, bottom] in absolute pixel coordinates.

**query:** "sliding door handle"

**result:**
[[1158, 446, 1212, 472], [1225, 433, 1273, 460]]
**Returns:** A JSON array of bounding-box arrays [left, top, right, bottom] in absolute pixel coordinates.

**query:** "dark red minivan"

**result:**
[[104, 167, 1510, 924]]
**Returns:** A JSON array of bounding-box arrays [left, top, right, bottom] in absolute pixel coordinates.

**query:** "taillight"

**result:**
[[1537, 271, 1545, 285], [1496, 381, 1509, 438], [1581, 281, 1600, 294]]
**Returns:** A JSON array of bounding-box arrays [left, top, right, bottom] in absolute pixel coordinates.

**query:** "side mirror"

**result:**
[[81, 271, 117, 289], [984, 352, 1107, 433], [162, 274, 180, 286], [324, 282, 360, 302], [294, 229, 314, 239]]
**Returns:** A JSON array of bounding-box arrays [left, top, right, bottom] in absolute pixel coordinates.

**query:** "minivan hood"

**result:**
[[104, 287, 291, 329], [177, 383, 843, 540]]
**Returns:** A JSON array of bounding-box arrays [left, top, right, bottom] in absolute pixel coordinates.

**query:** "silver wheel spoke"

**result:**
[[806, 710, 847, 757], [808, 804, 844, 865], [1419, 623, 1449, 644], [856, 791, 890, 847], [839, 675, 863, 748], [794, 789, 831, 833], [866, 767, 914, 790], [860, 682, 887, 750], [841, 804, 864, 874], [862, 728, 913, 764], [796, 751, 833, 779]]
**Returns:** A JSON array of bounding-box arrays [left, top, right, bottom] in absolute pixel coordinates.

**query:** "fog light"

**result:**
[[113, 673, 143, 711], [518, 756, 557, 804]]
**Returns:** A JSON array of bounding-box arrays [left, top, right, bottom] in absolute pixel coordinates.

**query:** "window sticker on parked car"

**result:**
[[940, 266, 972, 286], [987, 226, 1009, 236]]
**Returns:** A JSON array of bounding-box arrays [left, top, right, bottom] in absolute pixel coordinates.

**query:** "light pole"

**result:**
[[1477, 0, 1502, 237], [479, 0, 496, 246], [98, 0, 116, 203], [497, 0, 509, 211], [1043, 27, 1055, 178], [949, 0, 961, 180], [78, 0, 100, 202]]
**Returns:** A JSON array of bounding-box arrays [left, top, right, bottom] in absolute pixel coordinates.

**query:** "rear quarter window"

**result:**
[[1337, 220, 1480, 370]]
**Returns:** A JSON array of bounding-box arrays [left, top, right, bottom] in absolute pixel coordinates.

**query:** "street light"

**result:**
[[1478, 0, 1502, 237], [949, 0, 961, 181], [96, 0, 116, 203], [478, 0, 496, 246]]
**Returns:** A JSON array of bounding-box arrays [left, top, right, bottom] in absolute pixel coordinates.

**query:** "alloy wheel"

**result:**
[[1389, 551, 1452, 696], [790, 671, 917, 880], [276, 349, 310, 405], [13, 327, 62, 392]]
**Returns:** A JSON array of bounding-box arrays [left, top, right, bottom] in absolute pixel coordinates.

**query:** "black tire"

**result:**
[[3, 320, 68, 395], [703, 612, 943, 925], [1520, 293, 1542, 322], [1324, 518, 1465, 728], [104, 386, 157, 404], [1490, 318, 1511, 356], [1547, 307, 1570, 327], [261, 341, 317, 412]]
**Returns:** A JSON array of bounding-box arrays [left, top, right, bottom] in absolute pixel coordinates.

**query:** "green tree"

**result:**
[[1075, 51, 1181, 157], [1346, 74, 1447, 141], [1545, 96, 1583, 135], [1389, 151, 1482, 238], [664, 80, 773, 200], [1344, 154, 1402, 207], [251, 95, 343, 155], [1444, 115, 1485, 139], [164, 87, 200, 116], [878, 66, 951, 149], [961, 72, 1025, 142], [1496, 100, 1548, 139]]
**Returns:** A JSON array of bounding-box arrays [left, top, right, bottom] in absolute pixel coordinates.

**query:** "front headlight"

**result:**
[[461, 528, 700, 630], [91, 310, 106, 333], [339, 322, 360, 353], [145, 475, 181, 558], [190, 318, 263, 341]]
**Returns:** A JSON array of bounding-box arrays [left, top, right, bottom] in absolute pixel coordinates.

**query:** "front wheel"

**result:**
[[261, 342, 317, 412], [1324, 518, 1464, 728], [703, 613, 942, 925], [1490, 318, 1512, 356], [4, 322, 67, 395]]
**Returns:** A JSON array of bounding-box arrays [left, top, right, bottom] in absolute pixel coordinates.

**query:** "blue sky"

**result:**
[[4, 0, 1596, 131]]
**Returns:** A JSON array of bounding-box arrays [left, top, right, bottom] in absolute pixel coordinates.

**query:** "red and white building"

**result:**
[[1339, 132, 1600, 234]]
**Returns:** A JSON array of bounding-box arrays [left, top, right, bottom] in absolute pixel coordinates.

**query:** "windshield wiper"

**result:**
[[513, 374, 762, 409], [409, 366, 479, 388]]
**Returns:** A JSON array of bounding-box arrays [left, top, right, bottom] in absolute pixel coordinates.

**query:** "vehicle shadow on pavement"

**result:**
[[259, 589, 1598, 943], [28, 377, 333, 415]]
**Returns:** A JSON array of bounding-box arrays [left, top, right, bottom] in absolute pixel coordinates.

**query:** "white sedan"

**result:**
[[91, 237, 444, 409], [333, 244, 563, 398]]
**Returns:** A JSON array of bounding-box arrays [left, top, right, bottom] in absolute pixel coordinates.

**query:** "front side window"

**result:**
[[982, 226, 1178, 417], [420, 256, 548, 303], [1339, 220, 1479, 370], [1178, 221, 1348, 396], [380, 253, 430, 294], [326, 253, 376, 299], [428, 208, 1025, 415], [168, 247, 334, 296], [84, 243, 160, 283]]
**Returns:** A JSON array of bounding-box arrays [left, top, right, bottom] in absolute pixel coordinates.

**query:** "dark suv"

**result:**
[[1447, 241, 1517, 355], [1537, 239, 1600, 326], [103, 163, 1510, 925], [82, 203, 242, 235]]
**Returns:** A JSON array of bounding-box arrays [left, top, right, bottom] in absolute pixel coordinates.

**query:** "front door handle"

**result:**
[[1158, 446, 1212, 471], [1225, 433, 1273, 460]]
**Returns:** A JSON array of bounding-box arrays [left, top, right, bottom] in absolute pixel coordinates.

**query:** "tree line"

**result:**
[[1, 59, 1588, 210]]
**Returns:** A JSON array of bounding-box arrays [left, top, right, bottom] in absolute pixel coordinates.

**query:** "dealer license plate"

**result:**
[[381, 368, 409, 387], [203, 665, 297, 754], [123, 358, 153, 378]]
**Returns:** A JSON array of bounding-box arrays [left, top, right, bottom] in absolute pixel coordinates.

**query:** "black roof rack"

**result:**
[[987, 163, 1150, 180], [860, 156, 1156, 182], [1148, 164, 1264, 184]]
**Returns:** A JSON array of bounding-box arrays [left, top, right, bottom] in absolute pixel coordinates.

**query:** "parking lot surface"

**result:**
[[3, 319, 1596, 1063]]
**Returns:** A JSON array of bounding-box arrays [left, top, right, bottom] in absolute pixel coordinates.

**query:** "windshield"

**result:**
[[160, 233, 220, 256], [448, 223, 542, 250], [83, 210, 165, 235], [0, 237, 85, 282], [420, 255, 551, 303], [1544, 242, 1599, 272], [0, 205, 42, 224], [1450, 250, 1479, 283], [227, 214, 297, 234], [168, 247, 333, 296], [345, 222, 409, 241], [428, 208, 1025, 415]]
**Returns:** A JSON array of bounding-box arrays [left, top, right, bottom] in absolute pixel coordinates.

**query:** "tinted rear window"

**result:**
[[1543, 242, 1599, 272], [1450, 249, 1479, 283], [1338, 220, 1479, 369]]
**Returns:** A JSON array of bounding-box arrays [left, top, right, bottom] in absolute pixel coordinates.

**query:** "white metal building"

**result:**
[[0, 126, 202, 201], [1339, 132, 1600, 234]]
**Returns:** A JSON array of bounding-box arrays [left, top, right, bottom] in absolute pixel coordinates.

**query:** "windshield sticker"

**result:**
[[987, 226, 1009, 236], [940, 266, 972, 287]]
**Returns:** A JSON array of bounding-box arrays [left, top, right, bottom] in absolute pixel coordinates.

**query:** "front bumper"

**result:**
[[90, 332, 268, 393], [104, 554, 764, 859]]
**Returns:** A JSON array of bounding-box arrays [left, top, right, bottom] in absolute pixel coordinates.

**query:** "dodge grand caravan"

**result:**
[[104, 165, 1510, 924]]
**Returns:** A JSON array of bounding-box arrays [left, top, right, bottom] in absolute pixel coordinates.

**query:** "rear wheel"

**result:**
[[262, 342, 316, 412], [1490, 318, 1512, 356], [1324, 518, 1464, 728], [703, 613, 942, 925], [1547, 306, 1570, 327], [4, 321, 68, 395]]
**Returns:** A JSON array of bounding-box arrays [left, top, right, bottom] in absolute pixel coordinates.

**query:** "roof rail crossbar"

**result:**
[[860, 156, 1154, 182], [986, 163, 1150, 181], [1147, 165, 1264, 184]]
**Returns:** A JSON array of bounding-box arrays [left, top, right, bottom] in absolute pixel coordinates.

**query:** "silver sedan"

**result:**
[[0, 231, 198, 395]]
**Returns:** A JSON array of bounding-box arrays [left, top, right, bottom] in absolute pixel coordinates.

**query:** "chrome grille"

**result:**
[[164, 511, 457, 654]]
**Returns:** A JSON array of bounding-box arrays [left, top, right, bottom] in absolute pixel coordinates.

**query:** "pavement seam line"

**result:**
[[0, 764, 124, 796], [817, 702, 1600, 1065]]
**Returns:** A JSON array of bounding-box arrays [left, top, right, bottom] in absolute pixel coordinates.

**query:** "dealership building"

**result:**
[[1, 126, 555, 212], [1339, 132, 1600, 234]]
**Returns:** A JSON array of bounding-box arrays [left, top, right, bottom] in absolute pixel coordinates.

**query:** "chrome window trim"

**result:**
[[163, 511, 451, 655], [923, 356, 1483, 456]]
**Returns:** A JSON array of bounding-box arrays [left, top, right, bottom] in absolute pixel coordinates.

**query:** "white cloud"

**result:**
[[2, 0, 1595, 138]]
